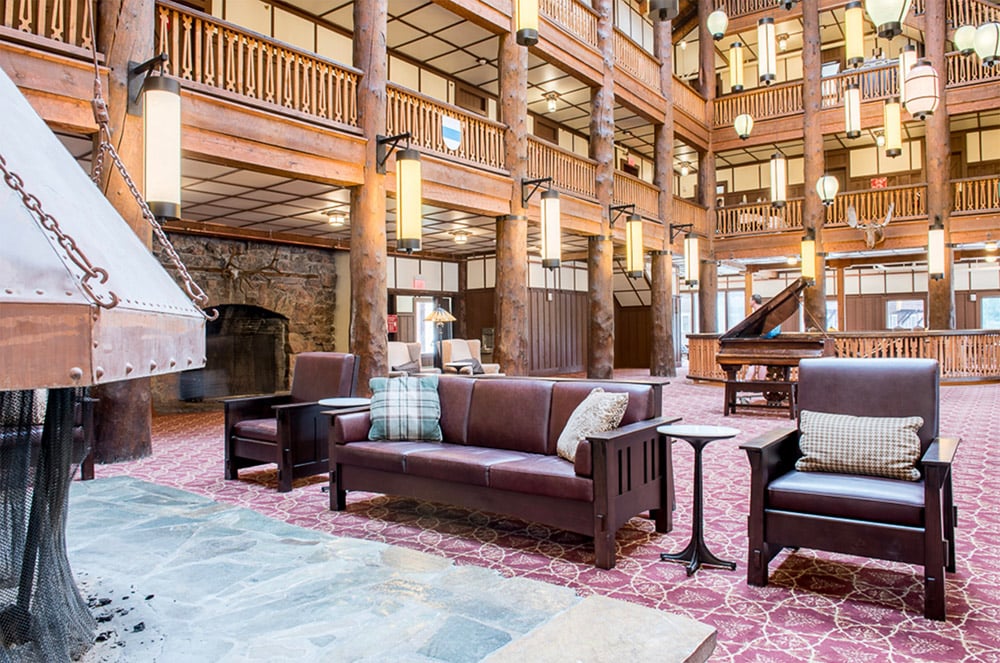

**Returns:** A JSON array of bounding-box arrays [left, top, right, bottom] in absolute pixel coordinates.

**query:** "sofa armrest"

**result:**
[[330, 410, 373, 445], [577, 416, 681, 477], [921, 436, 960, 468], [739, 427, 800, 482], [224, 393, 293, 431]]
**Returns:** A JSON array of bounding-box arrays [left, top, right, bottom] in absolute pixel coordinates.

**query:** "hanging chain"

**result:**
[[1, 154, 119, 309]]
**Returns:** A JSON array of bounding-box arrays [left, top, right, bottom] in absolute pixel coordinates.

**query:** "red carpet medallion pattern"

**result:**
[[99, 374, 1000, 662]]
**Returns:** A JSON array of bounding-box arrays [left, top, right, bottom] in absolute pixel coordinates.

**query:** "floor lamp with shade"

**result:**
[[425, 307, 456, 369]]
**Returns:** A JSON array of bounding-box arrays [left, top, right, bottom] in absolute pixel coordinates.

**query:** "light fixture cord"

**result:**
[[84, 0, 216, 320]]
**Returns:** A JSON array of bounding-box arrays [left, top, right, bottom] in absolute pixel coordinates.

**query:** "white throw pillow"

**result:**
[[556, 388, 629, 463]]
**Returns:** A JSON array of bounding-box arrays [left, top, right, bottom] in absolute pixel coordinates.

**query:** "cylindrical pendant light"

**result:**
[[625, 212, 644, 278], [884, 97, 902, 158], [974, 23, 1000, 66], [904, 59, 939, 120], [954, 25, 976, 56], [816, 174, 840, 206], [844, 83, 862, 138], [770, 152, 787, 208], [758, 18, 777, 85], [865, 0, 913, 39], [897, 43, 917, 104], [540, 189, 561, 269], [515, 0, 539, 46], [845, 2, 865, 67], [395, 148, 423, 252], [927, 216, 945, 280], [648, 0, 679, 21], [707, 10, 728, 41], [800, 227, 817, 283], [143, 76, 182, 220], [683, 233, 699, 285], [734, 113, 754, 140], [729, 42, 745, 92]]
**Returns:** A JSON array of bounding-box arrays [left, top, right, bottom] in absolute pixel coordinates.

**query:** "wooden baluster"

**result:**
[[178, 14, 192, 80], [50, 0, 64, 42], [225, 32, 237, 92], [18, 0, 32, 34], [37, 0, 46, 38]]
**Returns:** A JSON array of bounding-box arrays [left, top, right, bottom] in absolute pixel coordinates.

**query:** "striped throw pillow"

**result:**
[[368, 375, 443, 442], [796, 410, 923, 481]]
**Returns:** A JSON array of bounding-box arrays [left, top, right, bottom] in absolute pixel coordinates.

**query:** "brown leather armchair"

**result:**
[[740, 357, 959, 620], [224, 352, 358, 492]]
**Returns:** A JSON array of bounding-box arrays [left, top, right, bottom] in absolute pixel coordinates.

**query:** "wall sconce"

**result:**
[[325, 210, 347, 227], [816, 174, 839, 206], [544, 91, 559, 113], [865, 0, 913, 39], [523, 177, 561, 269], [927, 215, 946, 280], [610, 204, 644, 278], [974, 23, 1000, 65], [707, 9, 728, 41], [734, 113, 754, 140], [800, 227, 817, 283], [897, 43, 917, 104], [904, 59, 939, 120], [377, 132, 422, 252], [729, 42, 745, 92], [515, 0, 539, 46], [129, 53, 180, 220], [680, 161, 692, 176], [770, 152, 787, 208], [845, 1, 865, 67], [450, 229, 471, 244], [954, 24, 976, 56], [648, 0, 679, 21], [883, 96, 902, 157], [777, 34, 789, 51], [758, 17, 777, 85], [844, 83, 862, 138], [670, 224, 697, 285]]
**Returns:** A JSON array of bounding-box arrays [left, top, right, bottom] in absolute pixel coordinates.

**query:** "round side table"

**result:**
[[318, 397, 371, 409], [657, 424, 740, 576]]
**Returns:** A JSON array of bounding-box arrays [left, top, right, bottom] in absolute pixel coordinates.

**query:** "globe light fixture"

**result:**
[[865, 0, 913, 39], [816, 174, 840, 206], [707, 9, 729, 41], [974, 23, 1000, 65], [953, 24, 976, 56], [734, 113, 754, 140], [648, 0, 679, 21], [904, 59, 940, 120]]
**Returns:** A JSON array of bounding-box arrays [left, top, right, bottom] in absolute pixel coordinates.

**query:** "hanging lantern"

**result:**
[[865, 0, 913, 39], [897, 43, 917, 104], [816, 174, 840, 206], [844, 83, 862, 138], [845, 1, 865, 67], [648, 0, 679, 21], [625, 212, 644, 278], [974, 23, 1000, 66], [142, 76, 182, 220], [540, 188, 561, 269], [883, 96, 902, 157], [683, 233, 699, 285], [953, 25, 976, 56], [758, 18, 777, 85], [800, 227, 817, 283], [904, 59, 939, 120], [927, 216, 945, 280], [734, 113, 754, 140], [707, 10, 728, 41], [395, 148, 423, 252], [680, 161, 691, 176], [515, 0, 539, 46], [770, 152, 787, 209], [729, 42, 745, 92]]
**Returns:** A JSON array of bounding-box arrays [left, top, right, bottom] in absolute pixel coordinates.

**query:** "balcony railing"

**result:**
[[672, 198, 706, 231], [715, 79, 803, 127], [613, 29, 660, 91], [947, 51, 1000, 88], [2, 0, 92, 49], [953, 175, 1000, 214], [673, 78, 708, 125], [387, 86, 505, 170], [942, 0, 1000, 28], [156, 2, 359, 127], [716, 200, 803, 237], [541, 0, 598, 49], [527, 137, 597, 199], [613, 170, 658, 219]]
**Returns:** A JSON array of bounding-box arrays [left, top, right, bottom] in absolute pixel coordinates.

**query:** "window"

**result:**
[[982, 296, 1000, 329], [826, 300, 838, 331], [886, 299, 925, 330]]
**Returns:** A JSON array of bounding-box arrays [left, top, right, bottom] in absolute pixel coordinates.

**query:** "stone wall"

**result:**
[[151, 234, 342, 410]]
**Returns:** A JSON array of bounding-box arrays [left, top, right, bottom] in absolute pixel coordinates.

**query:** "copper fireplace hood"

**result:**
[[0, 67, 206, 391]]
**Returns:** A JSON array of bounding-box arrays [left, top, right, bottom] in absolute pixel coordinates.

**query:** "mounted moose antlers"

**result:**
[[847, 202, 894, 249]]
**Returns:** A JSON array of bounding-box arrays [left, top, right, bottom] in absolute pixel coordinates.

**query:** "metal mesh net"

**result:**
[[0, 388, 95, 661]]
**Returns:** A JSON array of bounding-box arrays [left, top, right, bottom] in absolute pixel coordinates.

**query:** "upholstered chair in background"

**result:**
[[440, 339, 501, 375], [387, 341, 440, 377]]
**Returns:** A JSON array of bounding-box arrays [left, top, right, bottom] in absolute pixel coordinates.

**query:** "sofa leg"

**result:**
[[277, 470, 292, 493], [593, 532, 616, 570], [650, 507, 671, 534], [224, 457, 238, 480], [746, 548, 769, 587], [924, 573, 946, 621]]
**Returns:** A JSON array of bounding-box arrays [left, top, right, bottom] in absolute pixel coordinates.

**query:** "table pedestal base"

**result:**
[[660, 538, 736, 576]]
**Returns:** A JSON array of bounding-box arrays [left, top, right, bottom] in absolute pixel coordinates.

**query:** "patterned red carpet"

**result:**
[[98, 373, 1000, 661]]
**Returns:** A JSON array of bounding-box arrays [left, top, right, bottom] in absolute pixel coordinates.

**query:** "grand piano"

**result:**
[[717, 277, 836, 417]]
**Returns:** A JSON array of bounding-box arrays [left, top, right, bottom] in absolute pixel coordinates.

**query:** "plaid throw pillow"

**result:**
[[556, 388, 629, 462], [796, 410, 923, 481], [368, 375, 443, 442]]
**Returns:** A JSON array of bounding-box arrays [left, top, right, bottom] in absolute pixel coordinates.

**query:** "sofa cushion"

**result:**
[[556, 388, 629, 462], [368, 376, 443, 442], [233, 418, 277, 442], [768, 469, 924, 526], [489, 455, 594, 502], [438, 377, 475, 445], [391, 360, 422, 375], [404, 446, 536, 486], [796, 410, 923, 481], [467, 379, 552, 454], [335, 440, 447, 473]]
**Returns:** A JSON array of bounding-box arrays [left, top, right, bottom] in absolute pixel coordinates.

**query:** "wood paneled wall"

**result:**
[[614, 305, 652, 368]]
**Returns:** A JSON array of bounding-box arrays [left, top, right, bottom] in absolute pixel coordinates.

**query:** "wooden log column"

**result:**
[[350, 0, 390, 393], [801, 0, 827, 330], [696, 0, 717, 333], [495, 31, 529, 376], [651, 17, 676, 376], [925, 0, 954, 330], [91, 0, 155, 464], [588, 0, 616, 378]]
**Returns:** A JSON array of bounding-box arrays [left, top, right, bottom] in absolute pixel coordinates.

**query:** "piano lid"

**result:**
[[720, 277, 809, 340]]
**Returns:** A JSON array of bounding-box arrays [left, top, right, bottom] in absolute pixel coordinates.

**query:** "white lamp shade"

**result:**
[[707, 10, 728, 40], [758, 18, 777, 84], [883, 97, 902, 157], [540, 189, 561, 269], [143, 76, 181, 220], [974, 23, 1000, 65], [865, 0, 913, 39], [954, 25, 977, 56], [734, 113, 754, 139], [625, 213, 644, 278], [770, 152, 787, 208], [515, 0, 539, 46], [816, 175, 839, 205], [904, 59, 939, 120], [845, 1, 865, 67], [729, 42, 745, 92], [648, 0, 679, 21], [928, 220, 945, 279], [683, 234, 699, 284], [395, 148, 422, 252], [844, 84, 862, 138], [800, 233, 817, 282], [897, 44, 917, 104]]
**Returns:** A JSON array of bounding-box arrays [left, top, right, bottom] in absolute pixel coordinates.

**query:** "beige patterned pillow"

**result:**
[[796, 410, 923, 481], [556, 388, 629, 462]]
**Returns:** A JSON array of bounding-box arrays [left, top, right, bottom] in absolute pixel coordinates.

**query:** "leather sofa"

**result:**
[[329, 376, 676, 568]]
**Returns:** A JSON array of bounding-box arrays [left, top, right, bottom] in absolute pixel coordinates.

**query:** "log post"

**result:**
[[801, 0, 827, 330], [651, 16, 675, 376], [91, 0, 155, 463], [696, 0, 717, 333], [350, 0, 390, 393], [495, 31, 529, 376], [588, 0, 615, 378]]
